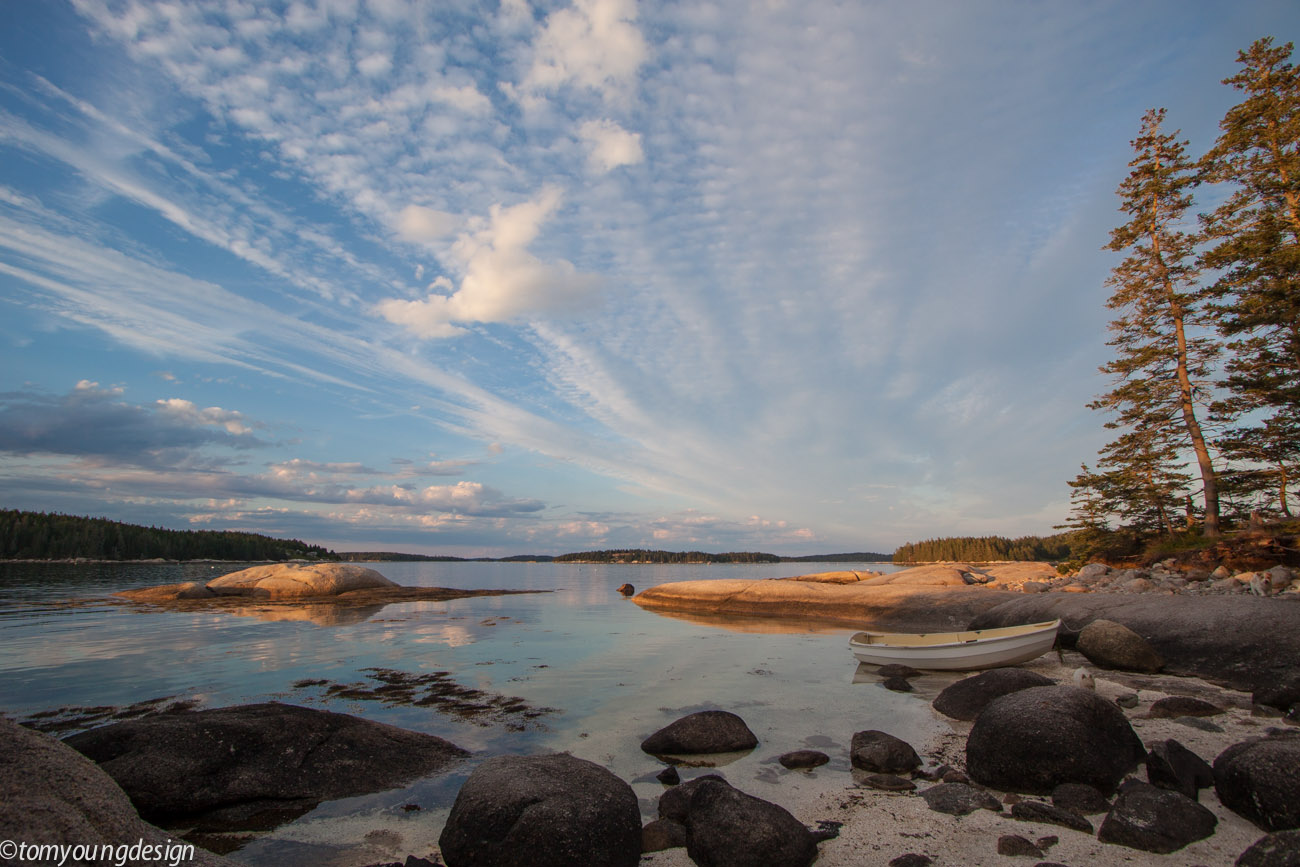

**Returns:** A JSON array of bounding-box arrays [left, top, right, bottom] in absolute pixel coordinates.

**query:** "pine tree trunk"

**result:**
[[1152, 214, 1221, 537], [1282, 464, 1294, 518]]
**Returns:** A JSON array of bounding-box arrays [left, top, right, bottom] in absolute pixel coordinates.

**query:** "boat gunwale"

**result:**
[[848, 618, 1060, 650]]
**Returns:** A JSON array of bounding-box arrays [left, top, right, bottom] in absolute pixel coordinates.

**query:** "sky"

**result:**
[[1, 1, 1296, 557]]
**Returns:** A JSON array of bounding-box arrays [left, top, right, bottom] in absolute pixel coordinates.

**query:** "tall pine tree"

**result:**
[[1092, 108, 1222, 536], [1200, 37, 1300, 518]]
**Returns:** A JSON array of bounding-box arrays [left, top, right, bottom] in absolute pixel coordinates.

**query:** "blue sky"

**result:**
[[1, 1, 1296, 557]]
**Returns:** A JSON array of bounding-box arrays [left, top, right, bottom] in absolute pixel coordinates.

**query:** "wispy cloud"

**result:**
[[2, 1, 1291, 554]]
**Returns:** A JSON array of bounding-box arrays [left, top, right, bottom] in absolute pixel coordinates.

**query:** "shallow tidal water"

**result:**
[[0, 560, 947, 866]]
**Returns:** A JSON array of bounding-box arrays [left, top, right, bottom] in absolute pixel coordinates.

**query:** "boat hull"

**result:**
[[848, 620, 1060, 671]]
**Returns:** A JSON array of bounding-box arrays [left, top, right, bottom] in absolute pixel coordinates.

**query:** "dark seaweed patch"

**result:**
[[300, 667, 556, 730]]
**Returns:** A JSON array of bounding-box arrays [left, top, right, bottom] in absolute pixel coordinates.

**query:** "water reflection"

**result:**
[[0, 560, 916, 867], [639, 608, 864, 635]]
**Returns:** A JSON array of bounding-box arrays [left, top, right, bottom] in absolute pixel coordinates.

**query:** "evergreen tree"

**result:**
[[1092, 107, 1221, 535], [1199, 38, 1300, 517]]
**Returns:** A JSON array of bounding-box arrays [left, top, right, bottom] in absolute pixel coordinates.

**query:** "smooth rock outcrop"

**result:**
[[439, 753, 641, 867], [1236, 830, 1300, 867], [115, 581, 216, 600], [850, 730, 920, 775], [204, 563, 398, 598], [0, 717, 234, 866], [64, 702, 466, 830], [931, 668, 1054, 721], [1077, 619, 1164, 672], [683, 779, 817, 867], [1097, 781, 1218, 853], [641, 711, 758, 756], [966, 686, 1145, 794], [968, 594, 1300, 691], [635, 578, 1021, 632], [1214, 733, 1300, 831]]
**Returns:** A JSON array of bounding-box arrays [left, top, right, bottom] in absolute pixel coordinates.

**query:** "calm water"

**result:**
[[0, 560, 946, 866]]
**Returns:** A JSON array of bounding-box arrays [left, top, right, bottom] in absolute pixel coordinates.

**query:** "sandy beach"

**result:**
[[639, 648, 1281, 866]]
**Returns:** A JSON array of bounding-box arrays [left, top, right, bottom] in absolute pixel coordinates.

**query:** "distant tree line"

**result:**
[[1065, 38, 1300, 550], [553, 549, 782, 564], [893, 534, 1075, 564], [0, 509, 336, 561]]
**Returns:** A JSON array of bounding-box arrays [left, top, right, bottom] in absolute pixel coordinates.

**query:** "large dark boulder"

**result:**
[[641, 711, 758, 756], [1237, 830, 1300, 867], [1, 717, 235, 866], [438, 753, 641, 867], [1146, 739, 1213, 800], [931, 668, 1053, 721], [1214, 733, 1300, 831], [64, 702, 466, 831], [1097, 781, 1217, 853], [966, 686, 1145, 794], [850, 730, 920, 774], [683, 779, 817, 867], [1077, 619, 1164, 672], [967, 594, 1300, 691]]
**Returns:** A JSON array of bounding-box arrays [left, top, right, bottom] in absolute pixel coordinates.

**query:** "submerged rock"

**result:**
[[641, 711, 758, 756], [439, 753, 641, 867], [778, 750, 829, 770], [850, 730, 920, 774], [64, 702, 466, 831]]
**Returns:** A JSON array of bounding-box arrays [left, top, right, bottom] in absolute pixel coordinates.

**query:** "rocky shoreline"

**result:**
[[6, 560, 1298, 866], [5, 650, 1298, 867], [633, 562, 1300, 692]]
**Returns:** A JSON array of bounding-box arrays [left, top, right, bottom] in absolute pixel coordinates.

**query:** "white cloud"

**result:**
[[155, 398, 255, 436], [519, 0, 648, 104], [578, 118, 643, 173], [394, 204, 461, 244], [378, 187, 601, 338], [356, 52, 393, 78], [432, 84, 492, 115]]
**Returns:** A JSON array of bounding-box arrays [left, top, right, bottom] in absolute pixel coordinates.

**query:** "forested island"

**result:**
[[551, 549, 893, 564], [892, 534, 1074, 564], [0, 509, 335, 562]]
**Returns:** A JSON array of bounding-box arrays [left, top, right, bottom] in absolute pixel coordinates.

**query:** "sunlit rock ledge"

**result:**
[[111, 562, 546, 618], [633, 573, 1025, 632]]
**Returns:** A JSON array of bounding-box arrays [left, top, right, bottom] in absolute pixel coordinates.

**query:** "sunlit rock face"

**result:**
[[202, 563, 398, 598]]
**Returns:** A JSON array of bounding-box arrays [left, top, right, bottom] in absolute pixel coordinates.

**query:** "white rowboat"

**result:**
[[848, 619, 1061, 671]]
